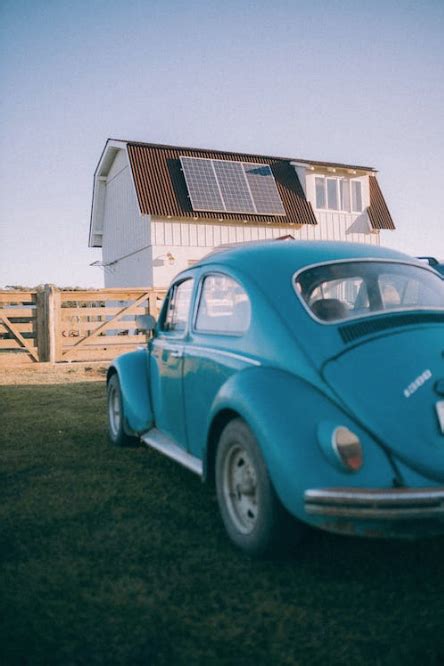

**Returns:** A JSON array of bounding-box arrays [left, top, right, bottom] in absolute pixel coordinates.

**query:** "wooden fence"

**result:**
[[0, 286, 166, 366]]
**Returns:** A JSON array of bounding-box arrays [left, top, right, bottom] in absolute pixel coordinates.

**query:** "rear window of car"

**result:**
[[195, 273, 251, 335], [295, 261, 444, 323]]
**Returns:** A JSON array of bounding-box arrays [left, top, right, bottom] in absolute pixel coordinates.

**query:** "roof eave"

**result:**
[[88, 139, 129, 247], [290, 160, 377, 174]]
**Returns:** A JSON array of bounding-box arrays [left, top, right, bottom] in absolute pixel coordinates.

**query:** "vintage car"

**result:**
[[107, 241, 444, 555]]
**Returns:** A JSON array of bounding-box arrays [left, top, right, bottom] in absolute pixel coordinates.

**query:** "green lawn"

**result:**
[[1, 382, 444, 666]]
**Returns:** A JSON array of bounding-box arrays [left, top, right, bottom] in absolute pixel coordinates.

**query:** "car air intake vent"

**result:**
[[339, 313, 444, 344]]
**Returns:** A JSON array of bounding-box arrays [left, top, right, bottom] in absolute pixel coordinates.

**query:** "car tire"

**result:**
[[107, 373, 137, 447], [215, 418, 303, 557]]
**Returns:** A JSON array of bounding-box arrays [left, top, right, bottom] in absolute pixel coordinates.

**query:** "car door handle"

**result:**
[[169, 349, 183, 359]]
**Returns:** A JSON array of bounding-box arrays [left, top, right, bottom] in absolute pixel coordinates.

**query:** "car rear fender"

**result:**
[[207, 366, 395, 519], [107, 349, 153, 435]]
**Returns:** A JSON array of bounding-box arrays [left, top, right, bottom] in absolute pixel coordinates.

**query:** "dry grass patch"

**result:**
[[0, 362, 108, 385]]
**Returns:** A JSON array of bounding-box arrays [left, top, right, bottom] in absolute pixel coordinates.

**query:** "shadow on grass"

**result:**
[[1, 383, 444, 665]]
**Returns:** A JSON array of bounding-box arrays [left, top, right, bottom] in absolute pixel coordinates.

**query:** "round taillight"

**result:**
[[332, 427, 363, 471]]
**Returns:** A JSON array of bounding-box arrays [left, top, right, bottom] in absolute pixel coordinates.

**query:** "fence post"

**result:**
[[148, 290, 158, 317], [51, 286, 61, 363], [41, 284, 59, 363], [36, 287, 48, 361]]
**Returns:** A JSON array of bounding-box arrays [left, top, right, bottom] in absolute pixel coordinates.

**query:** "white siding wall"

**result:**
[[300, 211, 379, 244], [103, 247, 153, 288], [150, 217, 379, 286], [101, 149, 152, 287]]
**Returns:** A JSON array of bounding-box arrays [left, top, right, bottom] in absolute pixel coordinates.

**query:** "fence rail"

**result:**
[[0, 286, 166, 365]]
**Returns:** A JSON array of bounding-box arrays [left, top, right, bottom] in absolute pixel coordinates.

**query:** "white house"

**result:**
[[89, 139, 395, 287]]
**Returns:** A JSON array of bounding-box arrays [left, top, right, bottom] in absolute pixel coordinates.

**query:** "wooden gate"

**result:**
[[55, 289, 166, 362], [0, 287, 167, 365], [0, 291, 41, 365]]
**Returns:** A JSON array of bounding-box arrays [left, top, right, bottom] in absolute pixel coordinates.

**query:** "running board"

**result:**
[[141, 429, 203, 476]]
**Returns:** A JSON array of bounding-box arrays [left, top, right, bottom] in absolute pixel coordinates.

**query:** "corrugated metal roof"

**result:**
[[127, 142, 318, 226], [116, 138, 377, 172], [291, 158, 376, 172], [368, 176, 396, 230]]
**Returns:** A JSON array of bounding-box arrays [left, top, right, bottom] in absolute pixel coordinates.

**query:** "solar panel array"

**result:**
[[180, 156, 285, 216]]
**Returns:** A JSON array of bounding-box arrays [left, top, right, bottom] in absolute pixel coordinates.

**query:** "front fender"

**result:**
[[208, 367, 394, 522], [108, 349, 153, 435]]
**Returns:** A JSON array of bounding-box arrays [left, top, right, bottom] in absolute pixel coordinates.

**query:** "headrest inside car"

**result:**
[[311, 298, 348, 322]]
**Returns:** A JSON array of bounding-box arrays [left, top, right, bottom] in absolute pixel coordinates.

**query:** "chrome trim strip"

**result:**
[[151, 340, 260, 366], [305, 487, 444, 503], [304, 487, 444, 519], [141, 428, 203, 476], [183, 345, 261, 366], [151, 340, 184, 352]]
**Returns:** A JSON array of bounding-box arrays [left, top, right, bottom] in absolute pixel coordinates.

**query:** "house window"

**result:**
[[315, 177, 326, 209], [314, 177, 363, 213], [340, 180, 350, 212], [351, 181, 363, 212], [327, 179, 338, 210]]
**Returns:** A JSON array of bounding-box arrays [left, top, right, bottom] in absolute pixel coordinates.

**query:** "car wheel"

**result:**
[[215, 418, 302, 557], [107, 373, 137, 446]]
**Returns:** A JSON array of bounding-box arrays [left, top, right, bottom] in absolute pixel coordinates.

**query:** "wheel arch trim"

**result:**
[[107, 349, 153, 435]]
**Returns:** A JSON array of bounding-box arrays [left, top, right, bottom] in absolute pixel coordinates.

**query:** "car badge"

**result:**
[[436, 401, 444, 435], [403, 369, 432, 398]]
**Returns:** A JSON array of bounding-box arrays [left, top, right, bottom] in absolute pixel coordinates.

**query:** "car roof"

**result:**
[[195, 240, 415, 276]]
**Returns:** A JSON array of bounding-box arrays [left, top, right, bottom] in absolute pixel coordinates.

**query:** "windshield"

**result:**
[[295, 261, 444, 323]]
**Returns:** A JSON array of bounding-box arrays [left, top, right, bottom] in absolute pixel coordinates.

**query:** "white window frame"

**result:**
[[314, 176, 363, 213], [315, 176, 326, 210], [351, 180, 363, 213]]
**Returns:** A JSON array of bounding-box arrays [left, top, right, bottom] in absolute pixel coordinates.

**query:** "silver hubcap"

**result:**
[[223, 445, 258, 534], [108, 383, 121, 437]]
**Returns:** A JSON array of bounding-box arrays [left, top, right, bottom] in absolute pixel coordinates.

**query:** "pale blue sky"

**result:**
[[1, 0, 443, 287]]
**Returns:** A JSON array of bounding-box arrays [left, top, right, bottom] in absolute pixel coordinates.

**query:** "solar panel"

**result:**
[[213, 160, 255, 214], [180, 157, 224, 212], [244, 164, 286, 215], [180, 156, 285, 216]]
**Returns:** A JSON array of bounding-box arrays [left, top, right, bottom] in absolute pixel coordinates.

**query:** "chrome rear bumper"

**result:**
[[304, 487, 444, 520]]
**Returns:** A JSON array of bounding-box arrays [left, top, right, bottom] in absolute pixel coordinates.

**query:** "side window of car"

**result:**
[[195, 274, 251, 334], [162, 279, 194, 333]]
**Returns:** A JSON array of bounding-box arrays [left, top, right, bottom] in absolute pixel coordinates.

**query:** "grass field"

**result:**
[[1, 379, 444, 665]]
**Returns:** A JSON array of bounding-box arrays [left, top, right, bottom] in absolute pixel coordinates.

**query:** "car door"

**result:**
[[149, 277, 194, 447], [183, 271, 254, 459]]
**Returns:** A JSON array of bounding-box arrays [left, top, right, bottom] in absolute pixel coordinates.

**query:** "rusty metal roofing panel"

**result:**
[[117, 138, 376, 172], [127, 142, 318, 226], [367, 175, 396, 230]]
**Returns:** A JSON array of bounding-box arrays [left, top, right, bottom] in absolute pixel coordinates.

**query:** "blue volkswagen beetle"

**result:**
[[107, 241, 444, 555]]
